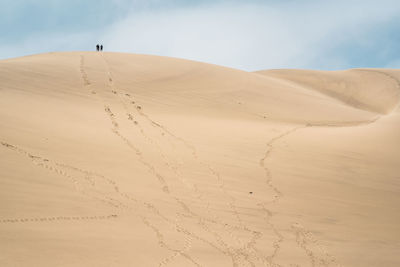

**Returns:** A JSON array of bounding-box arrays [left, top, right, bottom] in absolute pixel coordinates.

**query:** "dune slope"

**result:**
[[256, 69, 400, 114], [0, 52, 399, 267]]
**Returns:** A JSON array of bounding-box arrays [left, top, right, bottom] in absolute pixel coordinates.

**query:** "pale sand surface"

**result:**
[[0, 52, 399, 266]]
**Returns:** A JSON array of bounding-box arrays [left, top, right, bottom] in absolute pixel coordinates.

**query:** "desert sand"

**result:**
[[0, 52, 399, 267]]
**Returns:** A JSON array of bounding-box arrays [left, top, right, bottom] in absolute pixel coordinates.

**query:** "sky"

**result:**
[[1, 0, 400, 71]]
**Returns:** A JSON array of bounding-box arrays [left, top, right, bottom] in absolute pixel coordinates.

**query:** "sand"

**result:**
[[0, 52, 399, 266]]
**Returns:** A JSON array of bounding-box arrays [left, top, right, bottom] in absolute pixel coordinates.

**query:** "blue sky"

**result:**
[[1, 0, 400, 71]]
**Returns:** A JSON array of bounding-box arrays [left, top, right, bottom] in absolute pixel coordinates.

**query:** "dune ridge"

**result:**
[[256, 69, 400, 115], [0, 52, 399, 267]]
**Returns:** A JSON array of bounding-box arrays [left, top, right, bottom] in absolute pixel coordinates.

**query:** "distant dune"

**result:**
[[257, 69, 400, 114], [0, 52, 399, 267]]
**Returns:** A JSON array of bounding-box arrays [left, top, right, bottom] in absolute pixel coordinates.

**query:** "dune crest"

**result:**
[[256, 69, 400, 115]]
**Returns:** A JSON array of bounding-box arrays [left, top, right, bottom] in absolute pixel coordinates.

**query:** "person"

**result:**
[[96, 44, 99, 51], [100, 44, 103, 51]]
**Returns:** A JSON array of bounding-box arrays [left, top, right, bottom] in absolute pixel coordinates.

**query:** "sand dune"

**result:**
[[256, 69, 400, 114], [0, 52, 399, 266]]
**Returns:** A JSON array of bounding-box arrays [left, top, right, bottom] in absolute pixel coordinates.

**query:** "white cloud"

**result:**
[[101, 0, 400, 70], [1, 0, 399, 70], [0, 31, 95, 59]]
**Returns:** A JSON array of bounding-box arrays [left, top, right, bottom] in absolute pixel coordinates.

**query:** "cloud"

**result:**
[[0, 32, 96, 59], [100, 0, 400, 70], [1, 0, 400, 70]]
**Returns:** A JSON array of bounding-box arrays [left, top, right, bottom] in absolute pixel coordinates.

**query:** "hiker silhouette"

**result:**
[[96, 44, 99, 51], [100, 45, 103, 51]]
